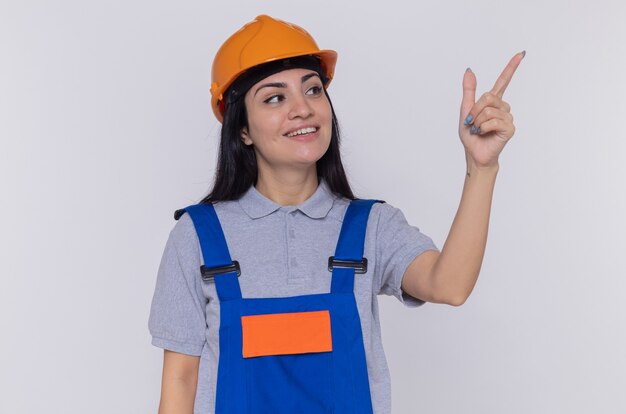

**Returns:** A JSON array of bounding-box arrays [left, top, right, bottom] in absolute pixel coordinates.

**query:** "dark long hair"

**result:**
[[199, 87, 356, 204]]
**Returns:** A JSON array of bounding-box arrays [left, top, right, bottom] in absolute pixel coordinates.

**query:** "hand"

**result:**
[[459, 51, 525, 169]]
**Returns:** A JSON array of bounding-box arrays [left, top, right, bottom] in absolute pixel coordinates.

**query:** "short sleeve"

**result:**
[[148, 216, 207, 356], [374, 202, 440, 307]]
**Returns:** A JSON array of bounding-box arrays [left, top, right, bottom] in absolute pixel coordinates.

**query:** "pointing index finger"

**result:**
[[490, 50, 525, 98]]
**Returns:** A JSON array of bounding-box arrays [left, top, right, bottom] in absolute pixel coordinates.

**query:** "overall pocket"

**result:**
[[242, 310, 334, 413]]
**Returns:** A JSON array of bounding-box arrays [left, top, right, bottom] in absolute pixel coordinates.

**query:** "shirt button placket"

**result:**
[[286, 209, 298, 281]]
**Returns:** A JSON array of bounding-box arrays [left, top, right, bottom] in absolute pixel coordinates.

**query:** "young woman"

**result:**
[[148, 14, 524, 414]]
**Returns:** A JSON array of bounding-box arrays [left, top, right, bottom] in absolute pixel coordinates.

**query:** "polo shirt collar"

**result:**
[[238, 178, 336, 219], [298, 179, 336, 219]]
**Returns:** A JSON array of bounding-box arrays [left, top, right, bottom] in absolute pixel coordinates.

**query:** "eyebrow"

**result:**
[[253, 72, 321, 97]]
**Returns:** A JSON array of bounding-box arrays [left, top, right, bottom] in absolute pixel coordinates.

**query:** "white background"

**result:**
[[2, 0, 625, 412]]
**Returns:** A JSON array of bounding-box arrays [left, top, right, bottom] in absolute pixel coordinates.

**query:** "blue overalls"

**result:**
[[174, 198, 383, 413]]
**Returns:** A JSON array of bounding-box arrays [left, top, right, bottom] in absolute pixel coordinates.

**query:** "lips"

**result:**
[[284, 125, 319, 137]]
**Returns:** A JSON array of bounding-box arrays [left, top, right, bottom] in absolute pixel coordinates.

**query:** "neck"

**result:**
[[255, 168, 319, 206]]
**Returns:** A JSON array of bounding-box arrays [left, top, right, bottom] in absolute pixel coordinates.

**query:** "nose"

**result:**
[[288, 91, 313, 119]]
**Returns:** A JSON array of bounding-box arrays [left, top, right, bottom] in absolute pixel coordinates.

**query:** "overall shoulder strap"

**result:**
[[174, 204, 242, 301], [330, 199, 385, 294]]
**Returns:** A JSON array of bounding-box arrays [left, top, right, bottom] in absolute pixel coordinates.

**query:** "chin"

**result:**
[[294, 144, 330, 162]]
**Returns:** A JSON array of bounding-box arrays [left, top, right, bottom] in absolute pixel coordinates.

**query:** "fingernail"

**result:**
[[477, 127, 481, 134], [521, 50, 526, 58], [470, 125, 476, 134], [464, 114, 473, 125], [466, 67, 472, 73]]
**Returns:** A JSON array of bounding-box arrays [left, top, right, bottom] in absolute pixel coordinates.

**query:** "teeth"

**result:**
[[287, 127, 317, 137]]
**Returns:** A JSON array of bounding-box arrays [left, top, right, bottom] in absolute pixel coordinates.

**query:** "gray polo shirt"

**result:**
[[148, 179, 439, 413]]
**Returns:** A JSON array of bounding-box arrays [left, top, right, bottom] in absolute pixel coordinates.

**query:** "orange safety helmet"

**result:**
[[210, 14, 338, 123]]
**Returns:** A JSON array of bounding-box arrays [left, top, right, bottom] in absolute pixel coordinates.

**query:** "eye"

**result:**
[[306, 85, 323, 95], [264, 94, 284, 104]]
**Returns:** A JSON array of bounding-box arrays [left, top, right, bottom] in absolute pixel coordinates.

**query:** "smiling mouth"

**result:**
[[285, 127, 318, 137]]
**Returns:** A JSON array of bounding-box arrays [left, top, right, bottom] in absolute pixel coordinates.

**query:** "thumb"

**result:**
[[461, 67, 476, 123]]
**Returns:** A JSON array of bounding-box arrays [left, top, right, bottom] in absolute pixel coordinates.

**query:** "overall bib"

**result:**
[[174, 198, 382, 413]]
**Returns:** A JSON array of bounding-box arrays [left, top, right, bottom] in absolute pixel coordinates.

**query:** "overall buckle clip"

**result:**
[[200, 261, 241, 282], [328, 256, 368, 274]]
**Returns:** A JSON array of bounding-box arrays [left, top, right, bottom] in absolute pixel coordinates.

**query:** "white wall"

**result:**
[[1, 0, 625, 412]]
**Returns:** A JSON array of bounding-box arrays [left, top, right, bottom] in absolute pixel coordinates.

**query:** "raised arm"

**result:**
[[401, 51, 525, 306]]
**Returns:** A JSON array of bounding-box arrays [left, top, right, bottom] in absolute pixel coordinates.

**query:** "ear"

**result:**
[[241, 126, 253, 146]]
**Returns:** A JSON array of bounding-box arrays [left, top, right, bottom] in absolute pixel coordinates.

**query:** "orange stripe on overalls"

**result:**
[[241, 310, 333, 358]]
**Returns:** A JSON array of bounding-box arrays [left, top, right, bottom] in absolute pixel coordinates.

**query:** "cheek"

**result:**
[[318, 98, 333, 128], [247, 112, 283, 143]]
